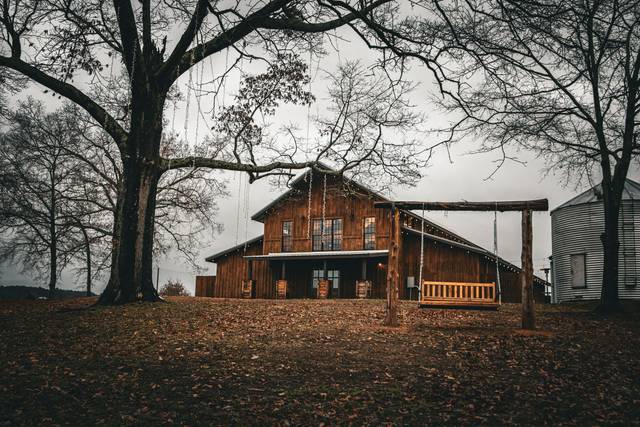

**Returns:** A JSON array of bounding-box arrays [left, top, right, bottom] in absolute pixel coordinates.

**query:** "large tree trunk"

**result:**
[[599, 186, 622, 313], [97, 84, 165, 305], [48, 240, 57, 300], [81, 226, 92, 297], [48, 201, 57, 299]]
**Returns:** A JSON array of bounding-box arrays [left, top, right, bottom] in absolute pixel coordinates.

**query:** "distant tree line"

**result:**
[[0, 98, 224, 298]]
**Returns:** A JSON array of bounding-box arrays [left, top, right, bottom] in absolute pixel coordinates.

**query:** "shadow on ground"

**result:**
[[0, 298, 638, 425]]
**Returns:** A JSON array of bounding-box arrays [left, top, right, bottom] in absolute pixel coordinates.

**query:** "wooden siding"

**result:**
[[260, 175, 392, 254], [213, 238, 274, 299], [195, 276, 216, 297], [211, 171, 546, 303]]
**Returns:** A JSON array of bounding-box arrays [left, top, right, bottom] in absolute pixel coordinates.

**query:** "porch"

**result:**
[[244, 250, 388, 299]]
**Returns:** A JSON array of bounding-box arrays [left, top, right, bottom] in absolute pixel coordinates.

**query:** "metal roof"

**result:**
[[204, 235, 264, 262], [402, 227, 488, 255], [552, 179, 640, 213], [243, 249, 389, 261], [402, 226, 549, 285]]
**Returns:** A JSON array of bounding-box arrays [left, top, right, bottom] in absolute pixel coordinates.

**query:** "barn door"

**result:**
[[570, 254, 587, 288]]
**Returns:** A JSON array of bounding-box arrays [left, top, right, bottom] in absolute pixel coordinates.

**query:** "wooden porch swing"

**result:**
[[374, 199, 548, 328]]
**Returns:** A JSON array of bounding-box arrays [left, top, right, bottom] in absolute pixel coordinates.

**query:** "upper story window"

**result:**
[[282, 221, 293, 252], [312, 218, 343, 251], [363, 217, 376, 250]]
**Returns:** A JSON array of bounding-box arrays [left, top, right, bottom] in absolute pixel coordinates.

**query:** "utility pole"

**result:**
[[540, 267, 551, 298], [540, 267, 550, 283]]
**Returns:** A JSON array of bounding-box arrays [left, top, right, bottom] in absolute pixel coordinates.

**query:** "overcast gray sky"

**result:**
[[2, 24, 639, 294]]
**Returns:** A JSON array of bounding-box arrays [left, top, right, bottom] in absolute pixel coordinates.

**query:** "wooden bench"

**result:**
[[420, 281, 499, 310]]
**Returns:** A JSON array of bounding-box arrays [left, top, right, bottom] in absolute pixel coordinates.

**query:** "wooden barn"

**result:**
[[205, 169, 547, 303]]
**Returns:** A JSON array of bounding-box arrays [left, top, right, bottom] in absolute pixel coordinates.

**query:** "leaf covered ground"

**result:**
[[0, 298, 639, 426]]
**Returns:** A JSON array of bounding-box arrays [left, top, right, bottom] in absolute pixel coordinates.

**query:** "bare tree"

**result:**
[[0, 0, 440, 304], [0, 100, 81, 298], [61, 105, 227, 294], [431, 0, 640, 312], [0, 99, 225, 298]]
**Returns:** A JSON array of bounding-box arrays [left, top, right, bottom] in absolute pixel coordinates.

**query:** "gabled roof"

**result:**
[[205, 235, 263, 262], [552, 178, 640, 213], [250, 162, 387, 222], [249, 164, 482, 249]]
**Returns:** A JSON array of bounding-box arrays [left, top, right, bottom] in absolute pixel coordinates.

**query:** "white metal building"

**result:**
[[550, 179, 640, 303]]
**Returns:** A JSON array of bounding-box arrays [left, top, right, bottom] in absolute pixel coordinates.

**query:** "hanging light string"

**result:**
[[321, 174, 327, 246], [306, 169, 313, 239], [234, 172, 242, 245], [306, 40, 312, 153], [194, 62, 203, 146], [184, 67, 193, 142], [109, 52, 115, 81], [171, 101, 177, 136], [221, 48, 229, 112], [183, 12, 199, 144], [243, 174, 250, 251]]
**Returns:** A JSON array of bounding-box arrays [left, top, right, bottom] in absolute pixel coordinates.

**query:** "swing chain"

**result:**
[[418, 203, 425, 301], [494, 202, 502, 305]]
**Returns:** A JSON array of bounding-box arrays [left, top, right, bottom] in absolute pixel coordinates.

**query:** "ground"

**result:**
[[0, 299, 639, 426]]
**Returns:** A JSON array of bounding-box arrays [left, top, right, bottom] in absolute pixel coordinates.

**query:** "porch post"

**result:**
[[361, 259, 367, 280], [384, 205, 401, 327], [281, 261, 286, 280], [323, 260, 327, 280], [521, 209, 535, 330]]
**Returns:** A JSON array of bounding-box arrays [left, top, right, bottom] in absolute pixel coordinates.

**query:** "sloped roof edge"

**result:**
[[402, 226, 549, 286], [248, 163, 483, 250], [205, 235, 264, 262], [552, 178, 640, 213]]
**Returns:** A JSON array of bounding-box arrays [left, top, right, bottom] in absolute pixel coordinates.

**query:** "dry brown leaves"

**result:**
[[0, 298, 639, 426]]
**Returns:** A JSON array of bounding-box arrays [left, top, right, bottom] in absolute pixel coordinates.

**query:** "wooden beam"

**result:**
[[374, 199, 549, 212], [521, 209, 536, 330], [384, 206, 401, 327]]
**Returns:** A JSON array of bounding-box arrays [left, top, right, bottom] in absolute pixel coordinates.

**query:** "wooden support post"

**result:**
[[521, 209, 535, 330], [281, 261, 286, 280], [384, 206, 401, 327], [374, 199, 549, 212], [361, 259, 367, 280]]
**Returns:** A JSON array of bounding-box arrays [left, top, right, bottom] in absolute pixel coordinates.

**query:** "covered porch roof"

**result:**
[[244, 249, 388, 261]]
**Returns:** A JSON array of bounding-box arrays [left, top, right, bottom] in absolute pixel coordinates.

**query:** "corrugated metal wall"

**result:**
[[551, 200, 640, 302]]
